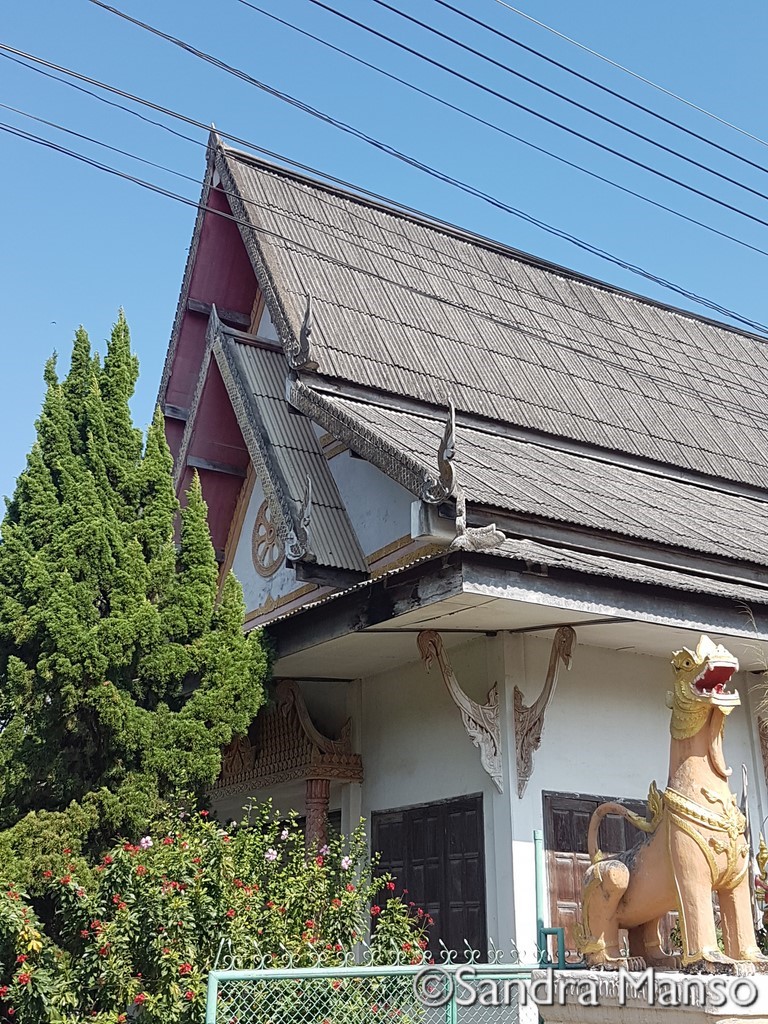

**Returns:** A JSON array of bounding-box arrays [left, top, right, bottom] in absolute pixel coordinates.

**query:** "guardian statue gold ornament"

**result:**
[[576, 635, 768, 975]]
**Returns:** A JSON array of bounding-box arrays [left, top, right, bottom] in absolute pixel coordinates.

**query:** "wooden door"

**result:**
[[543, 790, 649, 958], [372, 794, 487, 956]]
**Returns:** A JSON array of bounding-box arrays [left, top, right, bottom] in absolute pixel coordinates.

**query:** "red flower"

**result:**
[[7, 1008, 15, 1016], [15, 956, 27, 965], [332, 980, 342, 990], [42, 870, 52, 879], [334, 943, 342, 952], [225, 908, 236, 919], [118, 902, 127, 912], [222, 835, 231, 843], [16, 974, 31, 987], [346, 884, 355, 892], [402, 942, 412, 952], [112, 894, 121, 905], [266, 901, 274, 909], [315, 856, 324, 867], [370, 905, 381, 917], [192, 857, 201, 865], [60, 875, 71, 885], [331, 898, 342, 908], [386, 881, 396, 891], [134, 993, 147, 1005], [179, 963, 192, 976], [90, 920, 102, 931], [136, 864, 147, 875], [98, 945, 110, 957], [118, 1016, 127, 1023], [102, 855, 113, 866], [305, 919, 315, 929], [184, 990, 195, 1001], [199, 810, 209, 817], [0, 986, 8, 997], [62, 848, 71, 855], [162, 837, 173, 846], [80, 930, 90, 939]]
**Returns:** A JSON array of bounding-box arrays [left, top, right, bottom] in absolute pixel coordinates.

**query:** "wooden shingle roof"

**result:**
[[217, 142, 768, 493]]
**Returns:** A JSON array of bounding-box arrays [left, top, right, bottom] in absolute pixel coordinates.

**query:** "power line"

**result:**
[[77, 1, 768, 310], [490, 0, 768, 155], [5, 91, 762, 406], [2, 39, 765, 332], [302, 0, 768, 236], [0, 51, 203, 149], [235, 0, 768, 263], [0, 102, 201, 184], [431, 0, 768, 182], [4, 113, 768, 408], [367, 0, 768, 209]]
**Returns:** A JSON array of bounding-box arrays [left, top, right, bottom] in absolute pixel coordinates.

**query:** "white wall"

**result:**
[[326, 451, 414, 559], [212, 628, 768, 956]]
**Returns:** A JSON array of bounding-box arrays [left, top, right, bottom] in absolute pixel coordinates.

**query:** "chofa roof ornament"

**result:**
[[287, 475, 315, 562], [285, 293, 319, 371], [421, 400, 504, 551]]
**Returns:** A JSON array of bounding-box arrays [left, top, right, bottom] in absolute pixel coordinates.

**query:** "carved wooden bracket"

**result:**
[[758, 716, 768, 789], [417, 629, 503, 792], [513, 626, 576, 798], [215, 679, 363, 796]]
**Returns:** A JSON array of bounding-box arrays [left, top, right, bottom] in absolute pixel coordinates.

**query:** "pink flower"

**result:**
[[265, 848, 278, 862], [341, 856, 352, 870], [139, 837, 153, 850]]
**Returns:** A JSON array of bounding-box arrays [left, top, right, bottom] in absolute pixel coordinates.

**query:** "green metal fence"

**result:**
[[206, 960, 541, 1024]]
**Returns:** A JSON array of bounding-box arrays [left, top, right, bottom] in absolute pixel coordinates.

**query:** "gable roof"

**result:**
[[176, 309, 367, 574], [215, 141, 768, 494]]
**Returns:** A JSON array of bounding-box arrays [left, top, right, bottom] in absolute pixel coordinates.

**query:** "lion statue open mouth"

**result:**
[[576, 635, 768, 975]]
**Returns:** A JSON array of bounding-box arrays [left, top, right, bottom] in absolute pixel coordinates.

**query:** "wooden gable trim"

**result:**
[[213, 679, 362, 797]]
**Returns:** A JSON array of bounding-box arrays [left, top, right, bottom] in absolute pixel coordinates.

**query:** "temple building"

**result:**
[[157, 131, 768, 957]]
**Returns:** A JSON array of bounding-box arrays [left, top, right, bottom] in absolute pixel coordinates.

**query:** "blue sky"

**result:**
[[2, 0, 768, 502]]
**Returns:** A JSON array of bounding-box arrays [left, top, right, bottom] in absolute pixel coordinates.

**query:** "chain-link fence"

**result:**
[[205, 962, 547, 1024]]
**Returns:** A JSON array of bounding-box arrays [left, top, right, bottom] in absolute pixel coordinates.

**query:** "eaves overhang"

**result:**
[[266, 544, 768, 680]]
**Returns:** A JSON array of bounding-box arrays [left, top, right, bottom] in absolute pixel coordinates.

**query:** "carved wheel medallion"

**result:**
[[252, 500, 284, 577]]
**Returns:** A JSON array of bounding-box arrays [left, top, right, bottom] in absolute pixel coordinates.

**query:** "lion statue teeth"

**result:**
[[576, 635, 768, 975]]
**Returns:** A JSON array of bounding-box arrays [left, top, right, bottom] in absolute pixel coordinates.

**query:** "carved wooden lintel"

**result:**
[[417, 629, 502, 792], [215, 679, 363, 795], [513, 626, 576, 798]]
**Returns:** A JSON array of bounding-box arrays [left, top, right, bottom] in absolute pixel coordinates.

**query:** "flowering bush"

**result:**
[[0, 804, 427, 1023]]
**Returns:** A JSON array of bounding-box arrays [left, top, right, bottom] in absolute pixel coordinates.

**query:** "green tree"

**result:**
[[0, 313, 268, 875]]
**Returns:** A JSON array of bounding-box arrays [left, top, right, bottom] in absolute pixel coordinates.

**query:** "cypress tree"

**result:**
[[0, 314, 268, 862]]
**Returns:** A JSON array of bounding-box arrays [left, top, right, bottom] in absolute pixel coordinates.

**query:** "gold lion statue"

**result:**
[[576, 635, 768, 974]]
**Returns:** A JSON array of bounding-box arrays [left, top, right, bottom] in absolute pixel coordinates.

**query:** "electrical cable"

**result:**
[[0, 50, 204, 149], [87, 0, 768, 237], [0, 101, 201, 184], [4, 110, 768, 408], [366, 0, 768, 208], [430, 0, 768, 182], [491, 0, 768, 155], [12, 91, 765, 403], [235, 0, 768, 263], [2, 41, 765, 331]]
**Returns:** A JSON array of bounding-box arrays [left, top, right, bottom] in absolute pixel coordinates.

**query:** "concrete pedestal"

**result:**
[[532, 969, 768, 1024]]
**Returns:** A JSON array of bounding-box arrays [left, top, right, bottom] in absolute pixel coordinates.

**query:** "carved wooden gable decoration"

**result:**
[[214, 679, 363, 795]]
